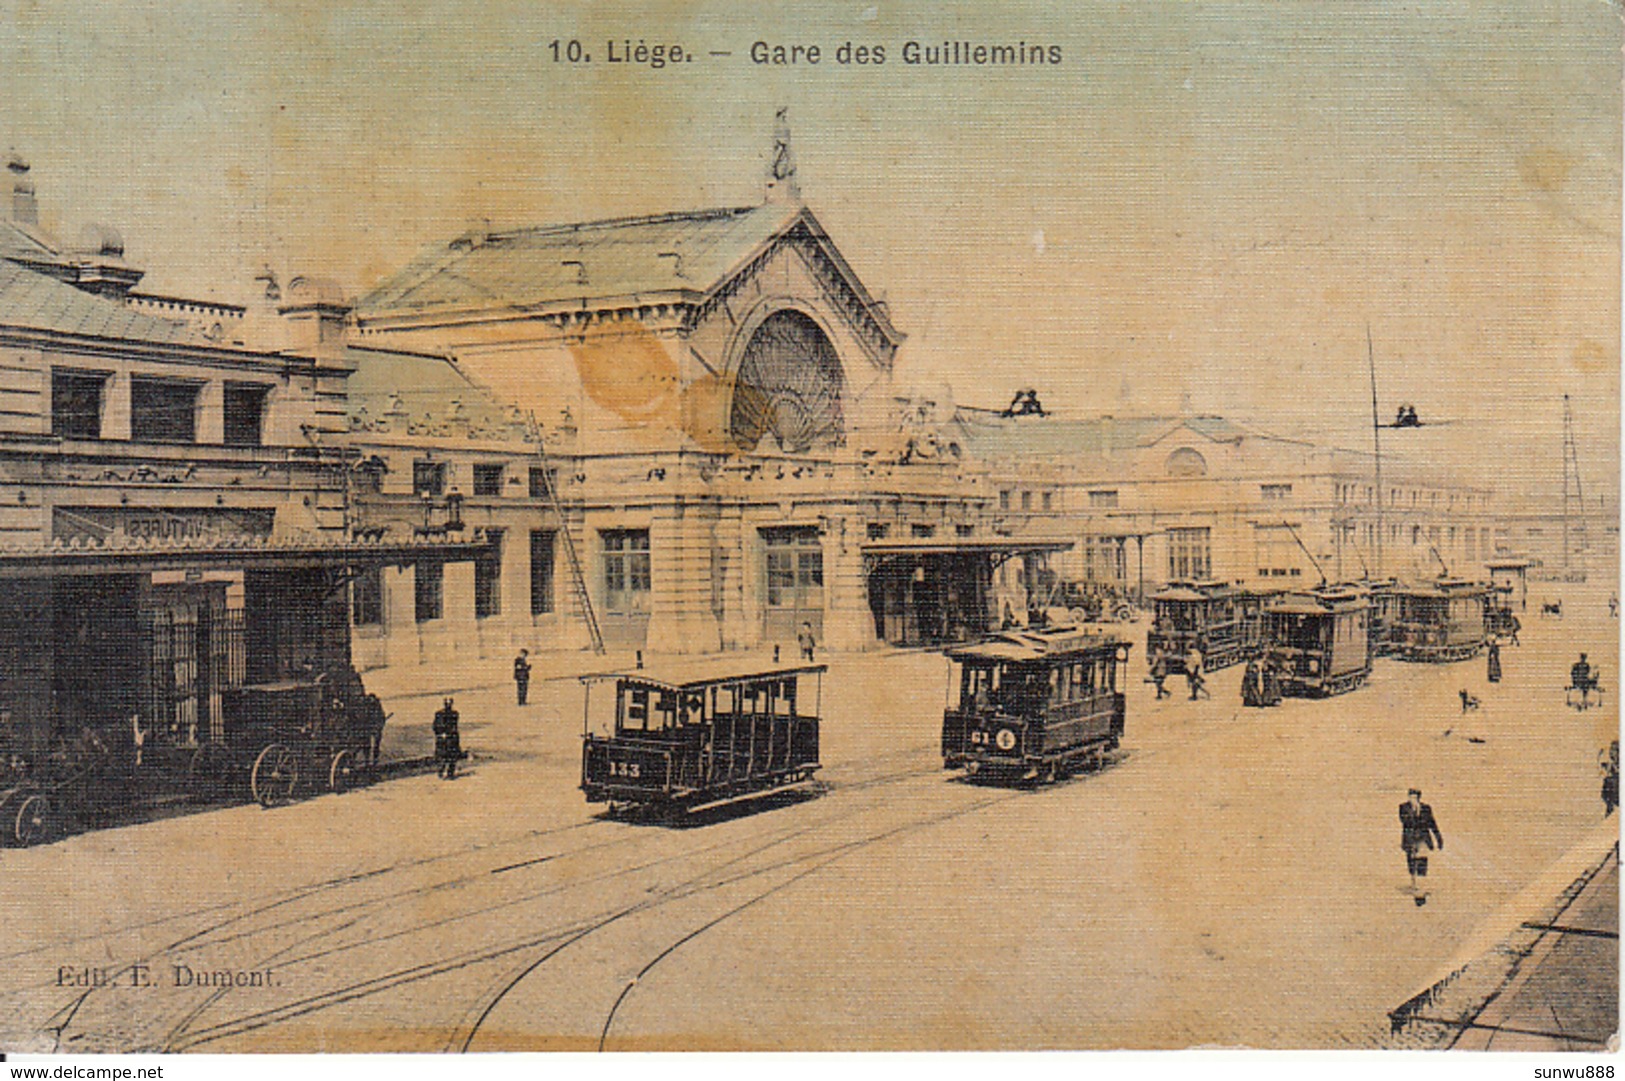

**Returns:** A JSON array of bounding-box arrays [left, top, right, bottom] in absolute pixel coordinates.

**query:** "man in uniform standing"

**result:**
[[433, 698, 462, 780], [1399, 788, 1444, 903], [513, 649, 532, 706]]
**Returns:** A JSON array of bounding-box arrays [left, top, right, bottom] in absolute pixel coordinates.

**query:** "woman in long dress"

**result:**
[[1487, 638, 1502, 683]]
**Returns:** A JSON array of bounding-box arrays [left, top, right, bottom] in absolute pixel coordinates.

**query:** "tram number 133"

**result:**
[[609, 761, 643, 779]]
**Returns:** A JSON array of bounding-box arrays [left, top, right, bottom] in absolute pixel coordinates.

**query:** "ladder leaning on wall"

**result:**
[[527, 412, 604, 654]]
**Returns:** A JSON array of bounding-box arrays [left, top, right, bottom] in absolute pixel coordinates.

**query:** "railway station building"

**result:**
[[337, 150, 1064, 663], [953, 408, 1502, 604]]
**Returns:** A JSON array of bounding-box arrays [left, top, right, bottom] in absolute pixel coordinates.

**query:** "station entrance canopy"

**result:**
[[862, 537, 1075, 648], [0, 530, 495, 760]]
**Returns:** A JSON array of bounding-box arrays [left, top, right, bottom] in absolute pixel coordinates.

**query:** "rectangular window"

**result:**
[[1020, 491, 1032, 511], [867, 522, 889, 540], [414, 460, 447, 497], [475, 529, 503, 619], [472, 463, 505, 497], [999, 490, 1011, 511], [1088, 490, 1119, 509], [351, 566, 383, 627], [911, 523, 936, 539], [1260, 483, 1292, 501], [528, 466, 558, 499], [222, 382, 269, 447], [1041, 491, 1053, 512], [763, 527, 823, 611], [956, 524, 975, 537], [529, 530, 556, 615], [414, 561, 444, 623], [602, 529, 651, 614], [130, 377, 200, 444], [51, 369, 107, 439], [1167, 527, 1212, 581], [1255, 524, 1296, 578]]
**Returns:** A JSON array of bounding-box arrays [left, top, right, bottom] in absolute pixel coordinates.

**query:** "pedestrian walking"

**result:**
[[1602, 741, 1619, 817], [1486, 638, 1501, 684], [513, 649, 532, 705], [1184, 645, 1208, 700], [1570, 653, 1599, 709], [433, 697, 462, 780], [1399, 788, 1444, 903], [1149, 649, 1171, 700], [1507, 613, 1521, 646], [1240, 657, 1263, 707], [797, 621, 817, 663]]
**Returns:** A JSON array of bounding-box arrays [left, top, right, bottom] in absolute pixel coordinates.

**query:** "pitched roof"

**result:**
[[357, 203, 801, 314], [343, 345, 529, 442], [0, 260, 200, 345]]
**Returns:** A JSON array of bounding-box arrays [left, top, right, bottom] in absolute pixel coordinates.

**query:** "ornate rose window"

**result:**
[[729, 309, 845, 454]]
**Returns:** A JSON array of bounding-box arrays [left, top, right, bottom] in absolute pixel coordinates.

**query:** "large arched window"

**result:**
[[1165, 447, 1208, 478], [730, 310, 845, 453]]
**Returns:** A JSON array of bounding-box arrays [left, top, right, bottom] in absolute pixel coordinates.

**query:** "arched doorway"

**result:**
[[729, 309, 845, 453]]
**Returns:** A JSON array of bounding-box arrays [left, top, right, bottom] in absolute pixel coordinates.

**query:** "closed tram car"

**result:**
[[1261, 585, 1372, 697], [1388, 579, 1489, 663], [580, 661, 823, 812], [1363, 579, 1400, 657], [942, 626, 1130, 784]]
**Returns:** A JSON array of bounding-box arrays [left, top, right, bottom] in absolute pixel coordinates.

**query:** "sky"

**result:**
[[0, 0, 1616, 503]]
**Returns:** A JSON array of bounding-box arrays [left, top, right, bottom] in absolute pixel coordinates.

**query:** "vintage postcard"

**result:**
[[0, 0, 1616, 1067]]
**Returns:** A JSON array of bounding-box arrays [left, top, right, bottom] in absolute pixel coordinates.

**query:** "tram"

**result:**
[[1261, 585, 1372, 697], [1388, 579, 1490, 663], [1148, 580, 1245, 672], [580, 660, 824, 812], [942, 626, 1130, 784]]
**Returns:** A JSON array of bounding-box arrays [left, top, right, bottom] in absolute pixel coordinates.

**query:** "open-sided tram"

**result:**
[[1261, 585, 1372, 697], [580, 660, 824, 812], [942, 626, 1130, 784]]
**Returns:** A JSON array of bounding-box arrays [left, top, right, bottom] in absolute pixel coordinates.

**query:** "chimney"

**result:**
[[8, 151, 37, 226], [278, 276, 352, 361]]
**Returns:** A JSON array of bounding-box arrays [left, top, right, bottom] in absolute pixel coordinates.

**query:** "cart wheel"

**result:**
[[189, 741, 231, 801], [1114, 603, 1135, 623], [1069, 607, 1088, 624], [328, 749, 357, 793], [0, 785, 25, 832], [251, 744, 298, 808], [14, 793, 55, 846]]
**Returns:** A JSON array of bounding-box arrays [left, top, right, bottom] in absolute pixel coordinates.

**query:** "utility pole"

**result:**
[[1561, 394, 1587, 582], [1367, 324, 1384, 578]]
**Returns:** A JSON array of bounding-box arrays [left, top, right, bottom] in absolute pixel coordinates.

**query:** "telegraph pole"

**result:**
[[1367, 325, 1384, 578]]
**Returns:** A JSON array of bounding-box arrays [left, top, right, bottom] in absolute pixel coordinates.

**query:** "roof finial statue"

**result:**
[[765, 107, 800, 205]]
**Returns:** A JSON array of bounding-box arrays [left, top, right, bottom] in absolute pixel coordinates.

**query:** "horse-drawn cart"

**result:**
[[211, 673, 387, 808]]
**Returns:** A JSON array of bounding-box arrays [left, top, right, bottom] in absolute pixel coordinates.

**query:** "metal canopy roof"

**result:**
[[861, 537, 1074, 557]]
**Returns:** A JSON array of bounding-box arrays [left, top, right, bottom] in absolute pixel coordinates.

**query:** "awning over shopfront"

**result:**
[[0, 530, 496, 578]]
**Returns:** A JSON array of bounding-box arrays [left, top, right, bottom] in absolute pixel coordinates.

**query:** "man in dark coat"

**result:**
[[1399, 788, 1444, 902], [1486, 638, 1502, 683], [513, 649, 532, 706], [433, 697, 462, 780]]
